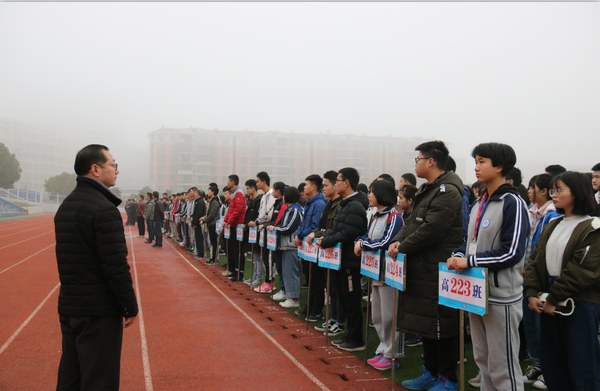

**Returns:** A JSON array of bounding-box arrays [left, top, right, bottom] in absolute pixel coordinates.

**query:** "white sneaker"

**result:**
[[532, 375, 547, 390], [272, 291, 287, 301], [468, 370, 481, 387], [279, 299, 299, 308]]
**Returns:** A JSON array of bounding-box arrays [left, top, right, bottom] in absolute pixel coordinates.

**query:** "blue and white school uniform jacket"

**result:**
[[453, 184, 530, 306], [356, 205, 403, 283]]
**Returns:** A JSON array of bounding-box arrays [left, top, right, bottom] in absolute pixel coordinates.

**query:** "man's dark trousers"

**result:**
[[146, 220, 154, 242], [195, 226, 205, 257], [56, 314, 123, 391]]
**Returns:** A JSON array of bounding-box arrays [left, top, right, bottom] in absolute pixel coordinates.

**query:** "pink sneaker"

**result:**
[[367, 354, 384, 364], [371, 357, 399, 371], [254, 282, 273, 293]]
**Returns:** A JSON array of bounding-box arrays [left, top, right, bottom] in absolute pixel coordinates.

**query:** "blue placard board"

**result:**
[[317, 243, 341, 270], [438, 263, 488, 316], [384, 253, 406, 291], [360, 249, 381, 280], [248, 227, 257, 243]]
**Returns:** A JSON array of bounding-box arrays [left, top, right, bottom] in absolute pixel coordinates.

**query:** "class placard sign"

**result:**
[[215, 219, 222, 233], [304, 238, 318, 263], [385, 253, 406, 291], [360, 250, 381, 280], [318, 243, 341, 270], [224, 224, 230, 239], [248, 227, 257, 243], [266, 230, 277, 250], [236, 225, 243, 241], [259, 229, 264, 247], [438, 263, 488, 316]]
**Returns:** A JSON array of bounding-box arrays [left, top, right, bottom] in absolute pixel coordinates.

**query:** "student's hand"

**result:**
[[387, 242, 400, 259], [315, 238, 323, 249], [239, 224, 245, 229], [248, 221, 256, 228], [354, 241, 362, 257], [446, 257, 468, 272], [258, 225, 264, 230], [294, 237, 302, 247], [123, 316, 137, 328], [527, 296, 544, 314], [267, 226, 275, 232], [306, 233, 315, 244], [542, 301, 556, 316], [200, 217, 204, 223]]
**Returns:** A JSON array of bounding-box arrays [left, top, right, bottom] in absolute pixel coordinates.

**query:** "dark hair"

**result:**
[[415, 140, 449, 171], [377, 173, 395, 188], [528, 175, 538, 189], [209, 185, 219, 196], [152, 191, 159, 199], [146, 192, 152, 198], [534, 173, 553, 202], [370, 179, 397, 206], [209, 182, 217, 188], [219, 195, 225, 203], [505, 167, 523, 187], [228, 175, 239, 186], [298, 183, 306, 193], [472, 181, 487, 196], [551, 171, 595, 215], [401, 173, 417, 186], [446, 156, 456, 172], [74, 144, 109, 175], [471, 142, 516, 177], [545, 165, 566, 177], [305, 174, 323, 192], [357, 183, 368, 194], [256, 171, 270, 186], [222, 186, 230, 194], [591, 163, 600, 172], [138, 195, 144, 200], [272, 181, 287, 194], [323, 170, 338, 185], [338, 167, 359, 191], [283, 187, 300, 204], [245, 179, 257, 190], [399, 184, 418, 203], [196, 189, 205, 197]]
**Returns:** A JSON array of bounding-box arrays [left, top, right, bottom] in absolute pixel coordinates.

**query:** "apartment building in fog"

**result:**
[[148, 127, 429, 192]]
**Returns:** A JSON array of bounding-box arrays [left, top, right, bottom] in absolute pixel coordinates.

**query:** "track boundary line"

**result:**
[[0, 243, 55, 275], [0, 223, 54, 239], [0, 282, 60, 356], [0, 231, 53, 250], [127, 228, 154, 391], [166, 241, 331, 391]]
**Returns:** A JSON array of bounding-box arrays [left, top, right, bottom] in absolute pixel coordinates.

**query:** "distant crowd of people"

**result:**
[[123, 141, 600, 391]]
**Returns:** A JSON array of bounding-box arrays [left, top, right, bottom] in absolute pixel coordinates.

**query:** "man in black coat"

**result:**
[[317, 167, 369, 352], [54, 144, 138, 391], [192, 188, 207, 258]]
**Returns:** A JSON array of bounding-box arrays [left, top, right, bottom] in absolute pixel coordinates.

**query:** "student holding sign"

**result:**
[[354, 179, 404, 370], [448, 143, 529, 391], [202, 185, 221, 265], [317, 167, 369, 352], [224, 175, 247, 280], [387, 141, 464, 391]]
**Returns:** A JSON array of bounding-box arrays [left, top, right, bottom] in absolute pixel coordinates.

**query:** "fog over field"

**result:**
[[0, 2, 598, 186]]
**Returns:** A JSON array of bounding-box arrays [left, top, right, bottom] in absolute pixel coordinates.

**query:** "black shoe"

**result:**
[[337, 341, 365, 352], [205, 260, 215, 265], [308, 313, 323, 322], [144, 240, 152, 244], [331, 339, 345, 346], [229, 274, 244, 282], [151, 244, 162, 248], [296, 307, 308, 316]]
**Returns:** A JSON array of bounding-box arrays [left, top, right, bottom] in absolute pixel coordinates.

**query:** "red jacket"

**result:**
[[224, 187, 246, 227]]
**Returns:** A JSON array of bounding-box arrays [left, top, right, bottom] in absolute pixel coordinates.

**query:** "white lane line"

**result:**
[[167, 241, 331, 391], [128, 228, 154, 391], [0, 223, 54, 239], [0, 231, 53, 250], [0, 244, 55, 275], [0, 282, 60, 356]]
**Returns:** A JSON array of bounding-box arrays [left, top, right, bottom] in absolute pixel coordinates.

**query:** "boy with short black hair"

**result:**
[[448, 142, 530, 391]]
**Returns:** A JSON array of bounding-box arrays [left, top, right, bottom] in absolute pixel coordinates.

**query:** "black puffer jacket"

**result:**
[[54, 176, 138, 318], [321, 192, 369, 270], [394, 171, 464, 339]]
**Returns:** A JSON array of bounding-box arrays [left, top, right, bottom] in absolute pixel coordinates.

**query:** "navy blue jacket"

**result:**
[[296, 193, 326, 240]]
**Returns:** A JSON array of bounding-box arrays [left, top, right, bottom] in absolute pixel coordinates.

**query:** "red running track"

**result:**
[[0, 215, 401, 390]]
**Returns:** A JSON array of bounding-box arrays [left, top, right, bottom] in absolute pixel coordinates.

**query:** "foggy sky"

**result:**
[[1, 2, 598, 183]]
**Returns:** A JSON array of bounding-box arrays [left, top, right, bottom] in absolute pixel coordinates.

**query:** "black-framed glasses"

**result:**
[[415, 157, 429, 164], [97, 163, 118, 170]]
